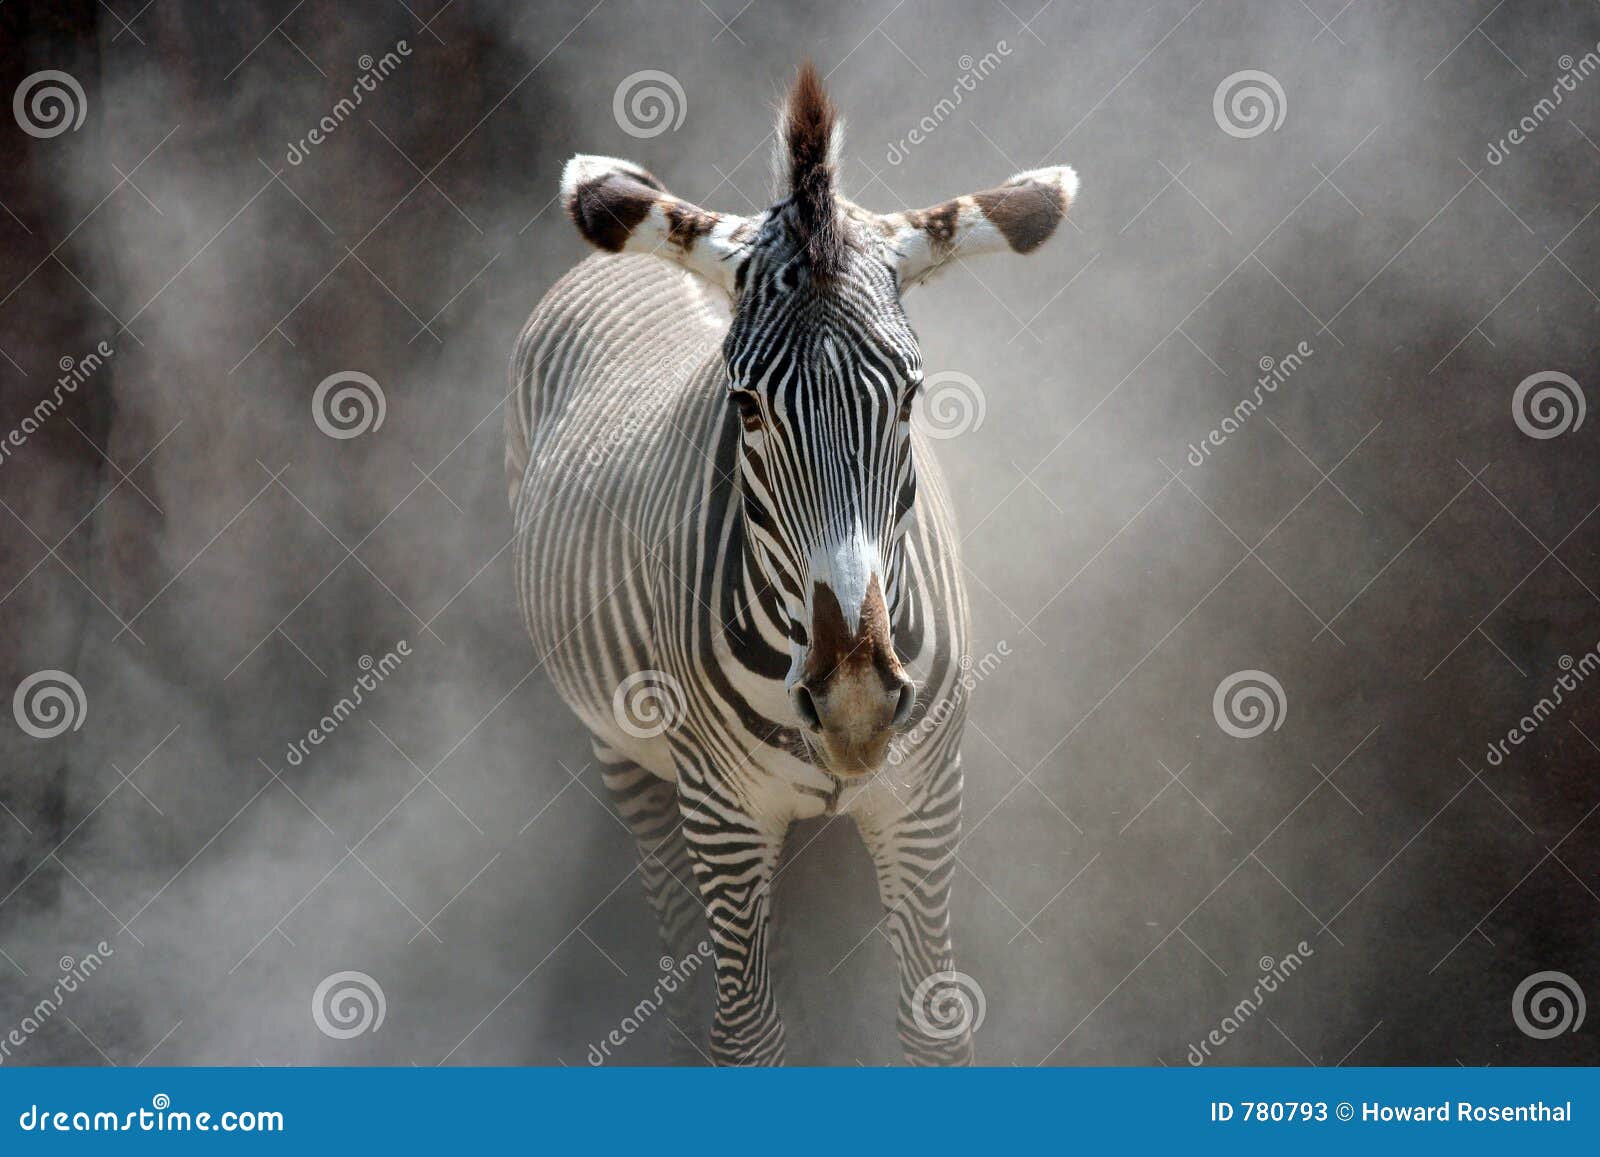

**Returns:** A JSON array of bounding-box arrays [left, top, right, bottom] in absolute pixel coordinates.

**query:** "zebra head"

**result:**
[[561, 63, 1078, 774]]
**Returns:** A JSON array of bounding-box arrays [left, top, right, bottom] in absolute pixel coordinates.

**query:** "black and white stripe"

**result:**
[[506, 63, 1077, 1065], [507, 249, 970, 1065]]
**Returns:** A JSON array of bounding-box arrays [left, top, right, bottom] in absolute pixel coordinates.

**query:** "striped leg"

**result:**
[[676, 769, 789, 1066], [595, 744, 711, 1065], [853, 755, 974, 1065]]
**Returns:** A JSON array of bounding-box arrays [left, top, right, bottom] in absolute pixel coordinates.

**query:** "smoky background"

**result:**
[[1, 0, 1597, 1066]]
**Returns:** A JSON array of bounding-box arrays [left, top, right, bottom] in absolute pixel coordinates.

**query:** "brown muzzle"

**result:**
[[789, 575, 915, 774]]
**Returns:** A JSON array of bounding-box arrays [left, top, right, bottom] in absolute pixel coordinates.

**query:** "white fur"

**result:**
[[562, 152, 1080, 294], [560, 153, 637, 202], [810, 524, 883, 638], [886, 164, 1080, 286], [1010, 164, 1080, 207], [561, 153, 753, 295]]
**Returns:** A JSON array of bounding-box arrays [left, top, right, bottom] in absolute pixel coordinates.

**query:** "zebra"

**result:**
[[507, 63, 1077, 1065]]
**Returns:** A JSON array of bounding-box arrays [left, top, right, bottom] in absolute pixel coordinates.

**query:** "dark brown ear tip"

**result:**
[[973, 179, 1067, 254], [568, 172, 656, 253]]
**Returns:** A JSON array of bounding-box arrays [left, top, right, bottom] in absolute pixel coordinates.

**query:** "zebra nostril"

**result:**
[[891, 681, 916, 728], [790, 684, 822, 732]]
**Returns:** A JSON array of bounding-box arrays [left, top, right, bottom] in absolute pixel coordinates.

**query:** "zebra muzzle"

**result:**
[[791, 578, 917, 775]]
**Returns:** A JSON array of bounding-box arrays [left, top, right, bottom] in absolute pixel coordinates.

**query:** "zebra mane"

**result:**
[[778, 61, 845, 282]]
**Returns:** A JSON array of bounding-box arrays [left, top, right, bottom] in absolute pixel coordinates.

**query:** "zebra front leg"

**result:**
[[676, 772, 788, 1066], [852, 754, 976, 1065], [595, 744, 712, 1064]]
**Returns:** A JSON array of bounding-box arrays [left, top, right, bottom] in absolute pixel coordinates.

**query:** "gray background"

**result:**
[[1, 0, 1597, 1066]]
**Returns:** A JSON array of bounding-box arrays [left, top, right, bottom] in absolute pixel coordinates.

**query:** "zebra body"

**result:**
[[508, 253, 967, 813], [507, 65, 1077, 1064]]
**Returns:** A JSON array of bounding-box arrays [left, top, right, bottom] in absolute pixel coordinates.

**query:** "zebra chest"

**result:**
[[699, 608, 851, 819]]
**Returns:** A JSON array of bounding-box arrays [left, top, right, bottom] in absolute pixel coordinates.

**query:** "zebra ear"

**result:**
[[881, 166, 1079, 288], [561, 155, 752, 294]]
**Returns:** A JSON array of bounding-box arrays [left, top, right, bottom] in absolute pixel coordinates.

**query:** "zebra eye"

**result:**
[[898, 377, 921, 422], [731, 390, 763, 432]]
